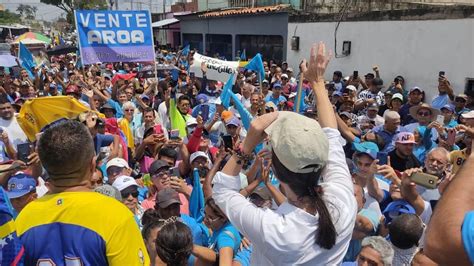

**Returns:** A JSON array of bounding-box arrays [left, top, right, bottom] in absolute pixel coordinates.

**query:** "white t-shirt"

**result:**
[[0, 115, 28, 148], [212, 128, 357, 265], [157, 102, 170, 132]]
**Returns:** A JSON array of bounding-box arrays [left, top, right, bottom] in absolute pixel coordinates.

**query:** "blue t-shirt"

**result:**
[[462, 211, 474, 263], [209, 222, 241, 255], [181, 214, 209, 246], [431, 94, 450, 110], [265, 95, 286, 109], [107, 99, 123, 118]]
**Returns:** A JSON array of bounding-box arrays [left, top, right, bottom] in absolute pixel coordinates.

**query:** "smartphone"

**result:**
[[353, 70, 358, 79], [436, 115, 444, 124], [200, 105, 210, 122], [439, 71, 445, 77], [411, 172, 438, 189], [95, 71, 101, 77], [222, 135, 233, 150], [376, 152, 388, 165], [170, 129, 180, 140], [169, 167, 180, 177], [190, 72, 195, 79], [17, 143, 32, 163], [447, 128, 456, 146]]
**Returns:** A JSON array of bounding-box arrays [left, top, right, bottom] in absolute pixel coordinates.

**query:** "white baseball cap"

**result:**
[[112, 175, 138, 192], [190, 151, 210, 165], [264, 111, 329, 174], [106, 158, 130, 170], [345, 85, 357, 92], [461, 110, 474, 119]]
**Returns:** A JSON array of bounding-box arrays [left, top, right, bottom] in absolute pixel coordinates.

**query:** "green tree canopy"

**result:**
[[40, 0, 109, 24]]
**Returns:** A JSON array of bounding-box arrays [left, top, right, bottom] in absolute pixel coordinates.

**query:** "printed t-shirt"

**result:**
[[15, 191, 150, 266]]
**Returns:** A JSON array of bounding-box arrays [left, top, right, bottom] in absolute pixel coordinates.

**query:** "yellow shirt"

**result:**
[[450, 149, 468, 175], [15, 191, 150, 266]]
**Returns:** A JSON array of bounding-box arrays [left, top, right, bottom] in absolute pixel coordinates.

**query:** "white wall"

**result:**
[[287, 19, 474, 99]]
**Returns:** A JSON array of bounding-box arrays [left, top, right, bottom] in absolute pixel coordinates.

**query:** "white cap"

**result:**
[[106, 158, 130, 170], [289, 92, 297, 99], [264, 111, 329, 174], [186, 117, 198, 127], [461, 110, 474, 119], [190, 151, 210, 164], [112, 175, 138, 191], [346, 85, 357, 92], [281, 74, 289, 79]]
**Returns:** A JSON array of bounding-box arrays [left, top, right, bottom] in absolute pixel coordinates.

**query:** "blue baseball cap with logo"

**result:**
[[352, 141, 379, 160], [7, 173, 36, 199], [383, 200, 416, 225]]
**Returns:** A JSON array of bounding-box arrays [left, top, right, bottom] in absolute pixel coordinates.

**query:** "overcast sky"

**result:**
[[2, 0, 168, 22]]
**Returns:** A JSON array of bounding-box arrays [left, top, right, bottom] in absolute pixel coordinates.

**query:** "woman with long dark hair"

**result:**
[[211, 42, 357, 264]]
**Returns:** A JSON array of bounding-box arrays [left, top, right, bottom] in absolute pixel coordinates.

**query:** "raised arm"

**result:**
[[425, 140, 474, 265], [303, 42, 336, 129]]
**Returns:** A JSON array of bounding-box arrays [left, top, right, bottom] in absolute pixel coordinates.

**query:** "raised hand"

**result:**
[[303, 42, 332, 83]]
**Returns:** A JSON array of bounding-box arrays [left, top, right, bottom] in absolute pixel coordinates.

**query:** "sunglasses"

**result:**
[[455, 98, 466, 103], [124, 109, 134, 112], [152, 170, 170, 179], [121, 189, 139, 198], [417, 111, 431, 117]]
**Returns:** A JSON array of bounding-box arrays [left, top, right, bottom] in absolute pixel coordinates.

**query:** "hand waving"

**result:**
[[303, 42, 332, 83]]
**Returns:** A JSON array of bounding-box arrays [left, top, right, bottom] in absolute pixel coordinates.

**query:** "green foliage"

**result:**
[[40, 0, 109, 24], [0, 10, 21, 24], [17, 4, 38, 20]]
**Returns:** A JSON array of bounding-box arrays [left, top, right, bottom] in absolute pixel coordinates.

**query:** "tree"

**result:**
[[16, 4, 38, 20], [40, 0, 108, 24], [0, 10, 21, 24]]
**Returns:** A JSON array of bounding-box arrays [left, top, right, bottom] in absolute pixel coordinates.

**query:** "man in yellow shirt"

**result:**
[[450, 135, 472, 175], [15, 120, 149, 265]]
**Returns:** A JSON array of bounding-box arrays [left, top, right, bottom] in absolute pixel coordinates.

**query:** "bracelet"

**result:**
[[234, 149, 254, 165]]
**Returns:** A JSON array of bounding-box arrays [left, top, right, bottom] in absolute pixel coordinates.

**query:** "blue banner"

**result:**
[[75, 10, 155, 65]]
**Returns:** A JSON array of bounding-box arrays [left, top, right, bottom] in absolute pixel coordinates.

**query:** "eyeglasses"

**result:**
[[121, 190, 139, 198], [152, 171, 169, 180], [417, 111, 431, 117], [124, 109, 134, 112]]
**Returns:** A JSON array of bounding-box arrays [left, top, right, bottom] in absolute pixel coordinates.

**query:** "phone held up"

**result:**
[[411, 172, 438, 189]]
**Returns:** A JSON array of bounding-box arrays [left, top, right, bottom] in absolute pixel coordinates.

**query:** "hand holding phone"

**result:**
[[170, 129, 180, 140], [410, 172, 438, 189], [17, 143, 32, 164], [222, 135, 233, 150], [436, 115, 445, 125]]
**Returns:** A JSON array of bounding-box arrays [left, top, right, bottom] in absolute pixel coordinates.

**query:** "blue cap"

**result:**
[[441, 104, 454, 113], [196, 94, 209, 104], [7, 173, 36, 199], [383, 200, 416, 225], [140, 94, 150, 100], [352, 141, 379, 160], [273, 82, 282, 89]]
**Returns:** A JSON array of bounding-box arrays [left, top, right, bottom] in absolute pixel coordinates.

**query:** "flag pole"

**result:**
[[295, 72, 304, 113]]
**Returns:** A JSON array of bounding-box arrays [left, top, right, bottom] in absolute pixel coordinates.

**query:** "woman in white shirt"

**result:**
[[212, 42, 357, 265]]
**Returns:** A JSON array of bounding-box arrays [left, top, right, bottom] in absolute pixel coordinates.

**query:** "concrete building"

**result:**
[[178, 1, 474, 97]]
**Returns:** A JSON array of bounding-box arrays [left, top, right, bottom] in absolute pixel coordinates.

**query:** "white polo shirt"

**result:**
[[212, 128, 357, 265]]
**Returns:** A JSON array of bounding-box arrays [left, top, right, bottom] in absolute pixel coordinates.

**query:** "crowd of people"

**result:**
[[0, 40, 474, 266]]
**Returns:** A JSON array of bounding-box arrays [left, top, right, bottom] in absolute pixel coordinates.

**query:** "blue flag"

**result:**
[[293, 86, 307, 113], [189, 168, 205, 223], [244, 53, 265, 81], [240, 49, 246, 61], [220, 73, 234, 108], [182, 44, 190, 57], [59, 36, 65, 45], [19, 42, 36, 78], [76, 49, 83, 69], [230, 91, 252, 130]]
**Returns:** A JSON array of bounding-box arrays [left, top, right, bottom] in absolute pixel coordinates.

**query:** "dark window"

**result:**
[[465, 78, 474, 97], [182, 33, 204, 53], [236, 35, 284, 63], [205, 34, 232, 60]]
